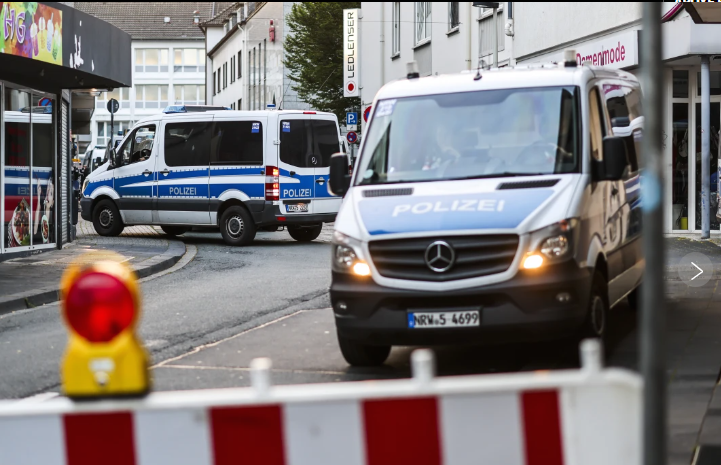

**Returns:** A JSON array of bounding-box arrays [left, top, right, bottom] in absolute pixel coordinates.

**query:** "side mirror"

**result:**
[[596, 136, 629, 181], [328, 153, 351, 197], [112, 148, 122, 168]]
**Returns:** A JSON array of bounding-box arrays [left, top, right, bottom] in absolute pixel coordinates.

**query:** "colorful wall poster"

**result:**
[[1, 2, 62, 65]]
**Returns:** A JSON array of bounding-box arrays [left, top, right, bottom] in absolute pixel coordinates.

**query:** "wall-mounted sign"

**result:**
[[525, 29, 638, 71], [343, 9, 360, 98], [1, 2, 62, 65]]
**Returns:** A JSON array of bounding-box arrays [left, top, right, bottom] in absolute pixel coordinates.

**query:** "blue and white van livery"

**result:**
[[80, 108, 343, 245], [327, 60, 644, 366]]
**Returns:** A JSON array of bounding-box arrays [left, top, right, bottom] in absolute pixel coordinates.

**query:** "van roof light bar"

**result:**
[[163, 105, 231, 114]]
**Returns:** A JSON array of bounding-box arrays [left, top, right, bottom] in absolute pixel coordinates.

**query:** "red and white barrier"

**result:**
[[0, 341, 640, 465]]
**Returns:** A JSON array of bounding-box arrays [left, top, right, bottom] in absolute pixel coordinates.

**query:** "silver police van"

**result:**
[[81, 106, 343, 245], [328, 60, 643, 366]]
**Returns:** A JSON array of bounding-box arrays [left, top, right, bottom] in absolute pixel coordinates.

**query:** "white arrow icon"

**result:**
[[691, 262, 704, 281]]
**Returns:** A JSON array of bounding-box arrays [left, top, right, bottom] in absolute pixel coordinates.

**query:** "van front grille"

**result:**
[[368, 235, 519, 282]]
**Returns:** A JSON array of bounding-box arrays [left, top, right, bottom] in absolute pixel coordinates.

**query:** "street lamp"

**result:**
[[472, 2, 500, 68]]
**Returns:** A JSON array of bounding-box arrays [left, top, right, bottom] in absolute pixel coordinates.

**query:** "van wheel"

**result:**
[[220, 206, 256, 246], [92, 199, 124, 237], [288, 224, 322, 242], [579, 271, 610, 349], [338, 333, 391, 367], [161, 226, 190, 236]]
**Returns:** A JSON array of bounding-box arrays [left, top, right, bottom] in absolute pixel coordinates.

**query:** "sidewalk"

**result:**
[[0, 220, 185, 314]]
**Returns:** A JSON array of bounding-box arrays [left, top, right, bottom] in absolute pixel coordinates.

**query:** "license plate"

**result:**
[[407, 310, 480, 328], [286, 203, 308, 213]]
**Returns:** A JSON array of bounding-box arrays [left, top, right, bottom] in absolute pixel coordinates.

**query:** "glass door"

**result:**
[[3, 87, 32, 250]]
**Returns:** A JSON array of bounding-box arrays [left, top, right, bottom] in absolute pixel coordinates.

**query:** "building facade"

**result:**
[[1, 2, 131, 258], [202, 2, 310, 111], [75, 2, 232, 149]]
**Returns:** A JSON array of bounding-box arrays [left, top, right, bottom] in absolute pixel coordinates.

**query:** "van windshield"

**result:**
[[356, 86, 579, 186]]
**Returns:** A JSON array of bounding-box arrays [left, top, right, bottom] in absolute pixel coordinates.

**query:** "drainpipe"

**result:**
[[492, 6, 498, 67], [380, 4, 385, 91], [466, 2, 472, 70], [702, 55, 710, 239]]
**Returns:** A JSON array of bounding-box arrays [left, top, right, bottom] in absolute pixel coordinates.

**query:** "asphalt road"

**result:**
[[0, 225, 638, 399]]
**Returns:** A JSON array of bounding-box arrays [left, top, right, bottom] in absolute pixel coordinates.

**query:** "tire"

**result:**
[[627, 285, 640, 311], [288, 224, 322, 242], [579, 271, 610, 348], [92, 199, 124, 237], [160, 225, 190, 236], [219, 206, 257, 246], [337, 333, 391, 367]]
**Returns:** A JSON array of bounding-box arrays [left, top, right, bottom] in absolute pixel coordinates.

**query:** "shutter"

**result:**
[[61, 99, 68, 243]]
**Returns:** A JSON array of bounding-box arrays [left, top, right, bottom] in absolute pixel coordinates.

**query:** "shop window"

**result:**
[[672, 103, 689, 230], [135, 49, 169, 73], [174, 49, 205, 73], [135, 85, 168, 109], [212, 121, 264, 165], [697, 71, 721, 96], [164, 122, 211, 167], [118, 125, 157, 166], [673, 70, 689, 99], [3, 89, 56, 249], [695, 101, 721, 230]]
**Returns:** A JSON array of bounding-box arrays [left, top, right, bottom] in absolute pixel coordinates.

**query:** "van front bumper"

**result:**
[[331, 261, 592, 346], [80, 197, 93, 222]]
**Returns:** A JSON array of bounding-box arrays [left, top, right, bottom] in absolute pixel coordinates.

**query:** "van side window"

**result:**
[[588, 87, 605, 161], [603, 84, 642, 172], [164, 122, 211, 167], [211, 121, 263, 165], [117, 125, 156, 166], [280, 119, 339, 168]]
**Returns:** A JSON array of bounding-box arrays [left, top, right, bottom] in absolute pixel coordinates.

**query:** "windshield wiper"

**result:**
[[453, 172, 548, 180]]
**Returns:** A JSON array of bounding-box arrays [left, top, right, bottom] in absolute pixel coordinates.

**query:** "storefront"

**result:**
[[0, 2, 131, 257]]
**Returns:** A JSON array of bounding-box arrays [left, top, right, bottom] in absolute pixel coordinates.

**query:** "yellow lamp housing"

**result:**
[[59, 251, 150, 398]]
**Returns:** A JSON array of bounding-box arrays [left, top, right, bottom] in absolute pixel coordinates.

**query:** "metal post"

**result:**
[[702, 56, 711, 239], [492, 7, 498, 67], [640, 3, 666, 465]]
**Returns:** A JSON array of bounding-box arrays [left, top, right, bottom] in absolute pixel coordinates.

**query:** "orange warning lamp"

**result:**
[[60, 252, 150, 398]]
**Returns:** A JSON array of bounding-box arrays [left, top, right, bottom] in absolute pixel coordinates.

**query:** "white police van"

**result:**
[[328, 59, 644, 366], [81, 106, 343, 245]]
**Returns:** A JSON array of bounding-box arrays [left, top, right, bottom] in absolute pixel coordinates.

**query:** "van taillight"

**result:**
[[265, 165, 280, 201]]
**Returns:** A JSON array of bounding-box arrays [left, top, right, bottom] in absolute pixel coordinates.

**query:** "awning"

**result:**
[[0, 2, 132, 91], [684, 3, 721, 25]]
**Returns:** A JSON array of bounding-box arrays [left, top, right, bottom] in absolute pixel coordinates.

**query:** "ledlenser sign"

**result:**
[[1, 2, 62, 65], [343, 9, 360, 98]]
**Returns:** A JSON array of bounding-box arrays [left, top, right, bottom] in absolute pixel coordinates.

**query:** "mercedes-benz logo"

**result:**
[[425, 241, 456, 273]]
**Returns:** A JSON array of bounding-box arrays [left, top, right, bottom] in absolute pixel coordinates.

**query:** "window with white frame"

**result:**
[[448, 2, 460, 31], [96, 88, 129, 110], [135, 49, 169, 73], [96, 121, 132, 147], [175, 85, 205, 105], [392, 3, 400, 56], [414, 2, 431, 45], [231, 56, 236, 83], [134, 85, 168, 109], [173, 49, 206, 73]]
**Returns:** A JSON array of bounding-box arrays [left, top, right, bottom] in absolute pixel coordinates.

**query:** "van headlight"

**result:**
[[525, 219, 579, 268], [332, 231, 370, 276], [81, 178, 90, 196]]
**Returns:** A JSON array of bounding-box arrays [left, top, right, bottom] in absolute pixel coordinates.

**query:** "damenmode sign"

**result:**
[[343, 9, 360, 98]]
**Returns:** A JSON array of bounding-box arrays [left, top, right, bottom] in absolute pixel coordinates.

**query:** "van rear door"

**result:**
[[278, 115, 318, 215], [312, 115, 343, 214]]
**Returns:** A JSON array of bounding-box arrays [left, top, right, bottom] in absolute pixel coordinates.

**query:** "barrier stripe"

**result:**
[[210, 405, 285, 465], [64, 412, 136, 465], [522, 390, 564, 465], [440, 392, 525, 465], [284, 400, 366, 465], [135, 409, 212, 465], [0, 414, 66, 465], [363, 397, 442, 465]]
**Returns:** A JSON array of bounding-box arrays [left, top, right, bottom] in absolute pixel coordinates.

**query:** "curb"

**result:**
[[0, 240, 186, 316]]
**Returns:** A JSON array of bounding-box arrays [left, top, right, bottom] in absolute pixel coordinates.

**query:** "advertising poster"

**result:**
[[1, 2, 62, 65]]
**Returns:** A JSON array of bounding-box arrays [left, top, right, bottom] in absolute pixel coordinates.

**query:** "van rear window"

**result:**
[[279, 119, 339, 168]]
